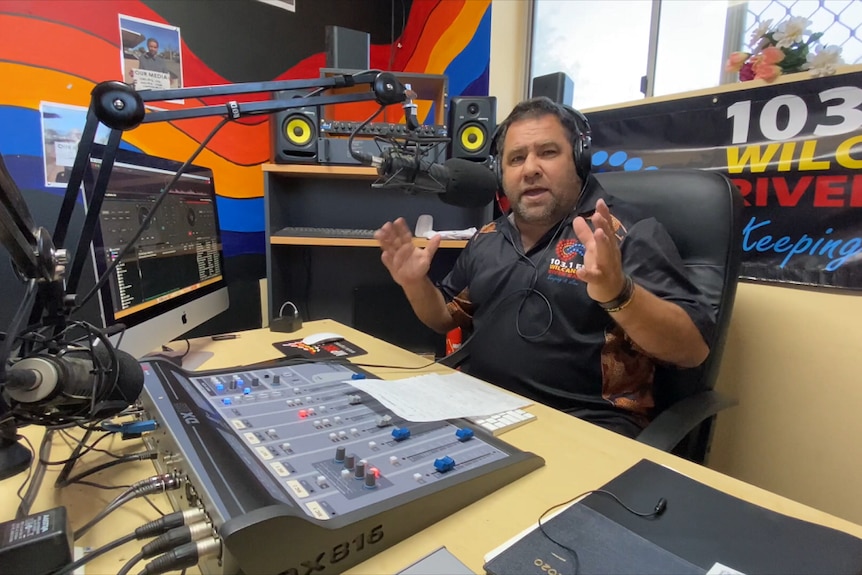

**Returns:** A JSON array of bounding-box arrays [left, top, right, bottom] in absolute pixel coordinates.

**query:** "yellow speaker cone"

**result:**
[[285, 116, 313, 145], [459, 124, 486, 152]]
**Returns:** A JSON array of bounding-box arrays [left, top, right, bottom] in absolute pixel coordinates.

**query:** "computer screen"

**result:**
[[82, 145, 229, 360]]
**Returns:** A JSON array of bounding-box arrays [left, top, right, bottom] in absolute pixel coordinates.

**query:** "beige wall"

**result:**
[[489, 3, 862, 526], [488, 0, 530, 120], [710, 283, 862, 525]]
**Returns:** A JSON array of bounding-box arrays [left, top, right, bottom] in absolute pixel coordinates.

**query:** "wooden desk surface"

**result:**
[[4, 319, 862, 574]]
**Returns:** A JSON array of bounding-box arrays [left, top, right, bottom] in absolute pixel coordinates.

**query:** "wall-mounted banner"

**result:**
[[585, 70, 862, 290]]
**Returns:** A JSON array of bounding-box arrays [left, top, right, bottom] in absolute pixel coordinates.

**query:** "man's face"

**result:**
[[147, 41, 159, 57], [500, 114, 582, 227]]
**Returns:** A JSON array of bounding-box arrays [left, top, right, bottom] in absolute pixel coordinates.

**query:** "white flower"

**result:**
[[772, 16, 812, 49], [805, 45, 844, 77], [748, 19, 773, 48]]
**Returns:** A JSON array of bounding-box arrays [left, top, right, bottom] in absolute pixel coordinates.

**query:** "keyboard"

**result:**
[[275, 226, 377, 239], [464, 408, 537, 436]]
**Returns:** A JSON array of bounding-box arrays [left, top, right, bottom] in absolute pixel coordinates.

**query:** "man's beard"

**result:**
[[512, 195, 562, 225]]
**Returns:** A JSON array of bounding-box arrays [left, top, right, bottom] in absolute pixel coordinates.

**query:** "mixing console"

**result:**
[[138, 357, 543, 574]]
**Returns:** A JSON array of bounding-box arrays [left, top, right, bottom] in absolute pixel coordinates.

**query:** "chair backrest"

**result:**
[[593, 169, 744, 413]]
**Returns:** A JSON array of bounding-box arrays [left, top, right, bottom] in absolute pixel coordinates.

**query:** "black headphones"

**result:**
[[488, 100, 593, 187]]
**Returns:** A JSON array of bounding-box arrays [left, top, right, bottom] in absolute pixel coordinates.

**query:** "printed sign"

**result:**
[[586, 70, 862, 289]]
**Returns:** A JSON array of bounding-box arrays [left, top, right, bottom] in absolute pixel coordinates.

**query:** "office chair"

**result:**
[[442, 169, 744, 464]]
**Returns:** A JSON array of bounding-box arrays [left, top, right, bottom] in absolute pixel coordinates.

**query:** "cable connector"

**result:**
[[139, 537, 221, 575], [131, 473, 181, 496], [141, 521, 212, 559], [134, 508, 206, 539]]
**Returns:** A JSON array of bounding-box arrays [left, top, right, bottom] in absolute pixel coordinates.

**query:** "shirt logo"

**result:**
[[556, 239, 585, 261], [548, 239, 584, 284]]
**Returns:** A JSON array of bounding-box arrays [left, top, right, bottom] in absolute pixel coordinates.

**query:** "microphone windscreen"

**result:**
[[92, 344, 145, 406], [440, 158, 498, 208]]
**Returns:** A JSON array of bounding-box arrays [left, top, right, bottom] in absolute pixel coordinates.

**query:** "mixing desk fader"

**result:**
[[138, 357, 544, 574]]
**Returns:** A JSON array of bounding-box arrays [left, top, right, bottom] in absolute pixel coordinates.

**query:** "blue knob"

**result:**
[[215, 383, 225, 392], [351, 373, 366, 380], [243, 387, 251, 395], [222, 398, 232, 406]]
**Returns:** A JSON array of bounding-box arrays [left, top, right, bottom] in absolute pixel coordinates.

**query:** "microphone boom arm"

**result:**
[[23, 70, 408, 339]]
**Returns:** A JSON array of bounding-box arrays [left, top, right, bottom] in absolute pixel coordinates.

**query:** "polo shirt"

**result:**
[[437, 176, 714, 422]]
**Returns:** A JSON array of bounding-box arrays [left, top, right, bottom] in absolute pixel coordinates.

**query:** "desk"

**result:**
[[3, 319, 862, 574]]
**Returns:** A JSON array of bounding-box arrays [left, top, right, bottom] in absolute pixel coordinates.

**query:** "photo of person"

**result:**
[[40, 102, 111, 188], [118, 14, 183, 92]]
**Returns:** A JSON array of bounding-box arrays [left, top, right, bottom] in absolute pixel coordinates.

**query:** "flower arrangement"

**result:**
[[726, 16, 844, 82]]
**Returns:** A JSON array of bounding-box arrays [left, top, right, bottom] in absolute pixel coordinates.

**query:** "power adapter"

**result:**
[[0, 506, 72, 575]]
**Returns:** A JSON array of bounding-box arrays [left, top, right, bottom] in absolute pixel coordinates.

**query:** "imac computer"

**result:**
[[82, 146, 229, 365]]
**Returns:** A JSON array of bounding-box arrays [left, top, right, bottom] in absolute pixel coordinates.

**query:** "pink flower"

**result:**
[[753, 63, 782, 82], [759, 46, 785, 65], [725, 51, 751, 72], [739, 62, 755, 81]]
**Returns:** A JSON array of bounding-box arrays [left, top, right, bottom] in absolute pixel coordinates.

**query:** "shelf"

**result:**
[[270, 236, 467, 248], [262, 164, 378, 178]]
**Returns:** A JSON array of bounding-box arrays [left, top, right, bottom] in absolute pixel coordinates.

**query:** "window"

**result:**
[[530, 0, 862, 110]]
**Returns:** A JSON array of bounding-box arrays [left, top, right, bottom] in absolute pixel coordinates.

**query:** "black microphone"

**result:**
[[374, 149, 498, 208], [4, 343, 144, 421]]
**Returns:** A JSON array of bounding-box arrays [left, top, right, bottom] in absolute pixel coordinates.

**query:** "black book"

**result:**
[[485, 459, 862, 575]]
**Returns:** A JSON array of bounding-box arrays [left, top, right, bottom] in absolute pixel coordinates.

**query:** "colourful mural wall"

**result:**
[[0, 0, 492, 258], [0, 0, 491, 332]]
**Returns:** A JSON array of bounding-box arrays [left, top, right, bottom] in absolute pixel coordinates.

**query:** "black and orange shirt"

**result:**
[[437, 176, 714, 419]]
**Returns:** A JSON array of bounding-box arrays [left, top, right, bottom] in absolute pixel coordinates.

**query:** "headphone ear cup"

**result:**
[[492, 156, 502, 190], [489, 125, 502, 190], [564, 106, 592, 181]]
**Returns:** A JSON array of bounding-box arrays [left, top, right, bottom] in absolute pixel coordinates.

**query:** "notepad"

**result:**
[[484, 459, 862, 575], [347, 372, 530, 422]]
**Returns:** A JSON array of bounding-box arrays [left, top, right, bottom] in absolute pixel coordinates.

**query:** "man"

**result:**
[[374, 97, 714, 438], [138, 37, 170, 75]]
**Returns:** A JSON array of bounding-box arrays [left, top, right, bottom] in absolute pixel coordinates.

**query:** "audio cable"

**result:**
[[73, 473, 182, 540], [52, 508, 206, 575], [135, 537, 221, 575], [117, 520, 213, 575], [537, 489, 667, 575]]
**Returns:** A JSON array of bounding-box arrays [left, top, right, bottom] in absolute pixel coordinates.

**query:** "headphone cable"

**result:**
[[537, 488, 667, 575]]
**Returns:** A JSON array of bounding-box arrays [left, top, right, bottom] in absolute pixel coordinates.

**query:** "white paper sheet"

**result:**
[[348, 372, 530, 422]]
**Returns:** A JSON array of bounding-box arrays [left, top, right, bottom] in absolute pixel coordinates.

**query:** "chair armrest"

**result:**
[[439, 343, 470, 369], [636, 390, 737, 452]]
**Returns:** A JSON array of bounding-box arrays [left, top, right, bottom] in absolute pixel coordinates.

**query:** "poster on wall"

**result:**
[[40, 103, 111, 188], [118, 14, 183, 95], [585, 71, 862, 291]]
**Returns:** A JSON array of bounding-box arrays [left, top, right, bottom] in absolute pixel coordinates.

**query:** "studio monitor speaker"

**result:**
[[448, 96, 496, 161], [531, 72, 574, 106], [271, 90, 319, 164]]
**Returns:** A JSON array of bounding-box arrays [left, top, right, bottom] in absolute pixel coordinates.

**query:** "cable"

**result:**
[[536, 489, 667, 575], [140, 522, 213, 561], [13, 431, 39, 518], [347, 104, 386, 164], [136, 537, 221, 575], [54, 509, 206, 575], [73, 474, 182, 540], [57, 451, 157, 488], [52, 531, 138, 575], [118, 551, 144, 575]]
